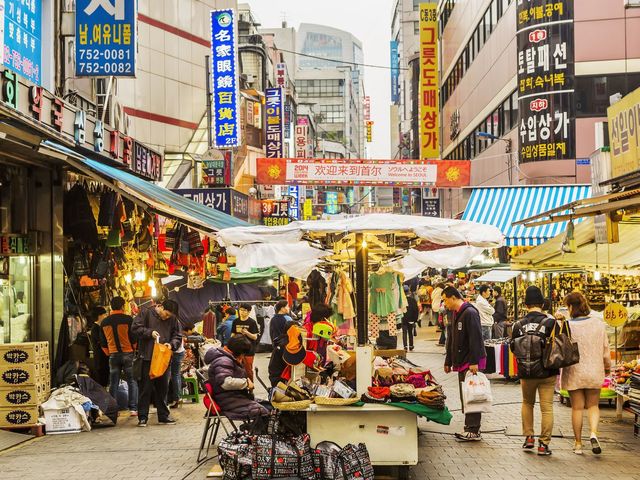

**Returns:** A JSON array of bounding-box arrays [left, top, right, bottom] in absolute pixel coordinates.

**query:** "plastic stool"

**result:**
[[180, 376, 200, 403]]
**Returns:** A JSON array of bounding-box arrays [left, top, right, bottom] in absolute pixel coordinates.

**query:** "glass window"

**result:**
[[414, 21, 420, 35], [575, 74, 640, 117], [413, 0, 420, 11], [0, 256, 34, 343], [510, 91, 519, 129]]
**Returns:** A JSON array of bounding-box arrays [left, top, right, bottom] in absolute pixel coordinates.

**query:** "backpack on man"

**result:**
[[510, 318, 549, 379]]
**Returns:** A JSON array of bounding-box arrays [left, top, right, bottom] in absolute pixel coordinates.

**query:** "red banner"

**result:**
[[256, 158, 470, 187]]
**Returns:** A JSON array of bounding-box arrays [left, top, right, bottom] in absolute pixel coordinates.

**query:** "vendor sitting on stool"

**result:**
[[204, 335, 269, 420]]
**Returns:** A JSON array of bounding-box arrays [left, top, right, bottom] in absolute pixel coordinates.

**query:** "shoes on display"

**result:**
[[454, 432, 482, 442], [590, 435, 602, 454], [537, 442, 552, 456], [158, 417, 177, 425], [522, 436, 535, 449]]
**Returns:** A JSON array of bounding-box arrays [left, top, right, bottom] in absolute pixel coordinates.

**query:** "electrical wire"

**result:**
[[274, 47, 409, 71]]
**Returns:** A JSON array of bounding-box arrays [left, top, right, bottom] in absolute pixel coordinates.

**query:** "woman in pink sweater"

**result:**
[[561, 292, 611, 456]]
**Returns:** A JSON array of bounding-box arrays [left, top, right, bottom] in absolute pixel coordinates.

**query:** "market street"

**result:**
[[1, 326, 635, 480]]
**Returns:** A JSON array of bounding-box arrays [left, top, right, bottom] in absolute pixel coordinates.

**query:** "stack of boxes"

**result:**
[[0, 342, 50, 428]]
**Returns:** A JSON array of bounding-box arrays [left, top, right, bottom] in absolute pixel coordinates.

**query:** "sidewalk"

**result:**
[[0, 326, 637, 479]]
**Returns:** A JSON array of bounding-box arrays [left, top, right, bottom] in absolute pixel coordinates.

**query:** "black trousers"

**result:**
[[458, 371, 482, 434], [138, 360, 171, 422], [401, 322, 414, 349]]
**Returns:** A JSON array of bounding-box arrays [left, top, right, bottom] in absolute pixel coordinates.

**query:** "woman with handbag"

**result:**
[[561, 292, 611, 455]]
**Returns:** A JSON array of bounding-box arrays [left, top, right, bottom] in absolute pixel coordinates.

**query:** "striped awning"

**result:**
[[462, 185, 592, 246]]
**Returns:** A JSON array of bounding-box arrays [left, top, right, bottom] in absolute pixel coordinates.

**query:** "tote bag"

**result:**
[[543, 320, 580, 369], [149, 339, 172, 379]]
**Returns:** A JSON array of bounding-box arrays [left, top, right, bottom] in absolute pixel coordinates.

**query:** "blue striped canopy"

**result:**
[[462, 186, 592, 246]]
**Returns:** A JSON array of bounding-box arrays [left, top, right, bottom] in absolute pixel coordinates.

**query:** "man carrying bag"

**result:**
[[510, 286, 558, 456], [132, 299, 182, 427]]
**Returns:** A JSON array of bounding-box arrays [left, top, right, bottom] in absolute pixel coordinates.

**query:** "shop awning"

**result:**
[[512, 219, 640, 274], [462, 185, 592, 246], [474, 269, 522, 283], [41, 141, 249, 233]]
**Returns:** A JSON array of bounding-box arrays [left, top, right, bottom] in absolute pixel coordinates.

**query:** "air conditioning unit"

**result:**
[[624, 0, 640, 7]]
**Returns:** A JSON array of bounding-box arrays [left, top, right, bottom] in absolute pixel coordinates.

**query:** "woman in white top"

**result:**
[[561, 292, 611, 455]]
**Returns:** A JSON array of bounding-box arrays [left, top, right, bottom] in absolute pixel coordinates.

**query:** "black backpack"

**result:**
[[510, 319, 548, 379]]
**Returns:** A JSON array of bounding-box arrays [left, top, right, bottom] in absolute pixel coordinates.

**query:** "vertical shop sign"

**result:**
[[0, 1, 5, 65], [419, 4, 439, 159], [295, 124, 308, 158], [132, 141, 163, 182], [276, 62, 286, 88], [287, 185, 300, 220], [284, 103, 291, 139], [230, 189, 249, 221], [517, 0, 575, 163], [75, 0, 137, 77], [265, 87, 283, 158], [210, 9, 241, 148], [325, 192, 339, 214], [4, 0, 41, 84], [364, 96, 371, 121], [303, 198, 313, 220], [607, 86, 640, 178], [390, 40, 399, 103], [365, 121, 373, 143]]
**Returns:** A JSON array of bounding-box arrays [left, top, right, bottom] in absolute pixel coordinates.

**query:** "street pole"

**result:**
[[205, 55, 213, 149]]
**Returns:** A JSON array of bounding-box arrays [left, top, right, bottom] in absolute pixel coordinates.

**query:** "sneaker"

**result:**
[[169, 400, 181, 409], [129, 411, 138, 417], [573, 442, 583, 455], [522, 436, 535, 449], [537, 442, 552, 456], [454, 432, 482, 442], [137, 419, 148, 427], [590, 436, 602, 454], [409, 346, 415, 351], [158, 417, 177, 425]]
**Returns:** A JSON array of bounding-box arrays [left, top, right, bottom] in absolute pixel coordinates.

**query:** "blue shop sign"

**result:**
[[75, 0, 137, 77], [210, 8, 240, 148], [3, 0, 42, 85], [390, 40, 399, 103]]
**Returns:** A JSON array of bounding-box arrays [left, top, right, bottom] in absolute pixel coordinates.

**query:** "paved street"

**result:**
[[0, 326, 637, 480]]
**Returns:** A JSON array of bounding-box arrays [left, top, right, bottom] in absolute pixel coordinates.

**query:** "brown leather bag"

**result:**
[[543, 320, 580, 369]]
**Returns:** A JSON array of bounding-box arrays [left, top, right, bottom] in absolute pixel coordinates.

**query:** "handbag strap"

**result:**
[[270, 436, 276, 475]]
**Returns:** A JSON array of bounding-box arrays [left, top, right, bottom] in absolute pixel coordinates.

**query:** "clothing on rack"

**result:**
[[483, 339, 518, 378], [306, 269, 328, 306], [368, 270, 407, 338], [326, 269, 356, 334]]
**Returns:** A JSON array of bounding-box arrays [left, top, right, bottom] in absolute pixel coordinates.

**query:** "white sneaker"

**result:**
[[455, 431, 482, 442]]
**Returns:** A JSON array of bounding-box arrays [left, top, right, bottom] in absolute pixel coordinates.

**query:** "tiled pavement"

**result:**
[[0, 326, 637, 479]]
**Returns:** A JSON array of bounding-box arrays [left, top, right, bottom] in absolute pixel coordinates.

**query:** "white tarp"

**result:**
[[217, 213, 504, 248], [388, 246, 485, 279], [474, 269, 522, 283]]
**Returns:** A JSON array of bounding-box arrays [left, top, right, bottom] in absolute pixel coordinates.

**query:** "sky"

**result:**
[[248, 0, 393, 159]]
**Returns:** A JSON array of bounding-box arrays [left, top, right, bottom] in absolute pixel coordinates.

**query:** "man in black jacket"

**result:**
[[492, 286, 508, 337], [443, 286, 487, 441], [131, 300, 182, 427], [510, 286, 558, 456], [268, 300, 292, 387]]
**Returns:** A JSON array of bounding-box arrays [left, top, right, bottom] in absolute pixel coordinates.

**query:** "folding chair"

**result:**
[[195, 369, 238, 463]]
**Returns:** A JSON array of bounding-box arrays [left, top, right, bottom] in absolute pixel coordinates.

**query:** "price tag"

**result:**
[[603, 303, 628, 328]]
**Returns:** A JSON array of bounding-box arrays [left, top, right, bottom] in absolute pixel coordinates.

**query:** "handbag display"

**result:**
[[186, 228, 205, 256], [335, 443, 375, 480], [218, 432, 253, 480], [543, 320, 580, 369], [251, 433, 315, 480]]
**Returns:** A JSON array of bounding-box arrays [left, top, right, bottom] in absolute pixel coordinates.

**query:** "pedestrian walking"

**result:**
[[492, 286, 508, 338], [131, 300, 182, 427], [402, 285, 419, 351], [474, 285, 495, 341], [561, 292, 611, 455], [232, 303, 260, 381], [442, 286, 487, 441], [510, 286, 558, 456], [99, 296, 138, 416]]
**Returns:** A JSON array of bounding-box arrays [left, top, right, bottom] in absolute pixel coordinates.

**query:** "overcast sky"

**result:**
[[248, 0, 393, 159]]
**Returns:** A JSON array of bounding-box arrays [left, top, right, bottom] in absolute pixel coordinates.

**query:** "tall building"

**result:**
[[438, 0, 640, 217]]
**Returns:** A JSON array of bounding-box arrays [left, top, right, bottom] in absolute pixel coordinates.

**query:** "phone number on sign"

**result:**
[[79, 49, 132, 61], [77, 62, 133, 74]]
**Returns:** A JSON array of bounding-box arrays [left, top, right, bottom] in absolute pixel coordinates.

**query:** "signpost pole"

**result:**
[[205, 55, 213, 149]]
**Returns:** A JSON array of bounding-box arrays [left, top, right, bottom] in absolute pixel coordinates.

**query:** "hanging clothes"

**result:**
[[306, 269, 327, 307], [368, 271, 398, 317], [369, 313, 397, 338], [202, 308, 217, 339]]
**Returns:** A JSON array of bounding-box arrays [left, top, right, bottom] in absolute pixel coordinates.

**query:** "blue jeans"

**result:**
[[109, 352, 138, 411], [168, 350, 185, 404]]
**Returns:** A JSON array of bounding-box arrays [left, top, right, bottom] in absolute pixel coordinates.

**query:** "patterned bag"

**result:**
[[251, 434, 315, 480], [218, 433, 253, 480], [335, 443, 375, 480], [187, 228, 205, 256], [312, 441, 342, 479]]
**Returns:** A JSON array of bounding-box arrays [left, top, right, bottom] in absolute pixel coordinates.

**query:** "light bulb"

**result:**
[[134, 270, 146, 282], [124, 273, 132, 283], [361, 240, 368, 249], [151, 286, 158, 298], [528, 272, 536, 282], [593, 271, 601, 282], [267, 279, 274, 286]]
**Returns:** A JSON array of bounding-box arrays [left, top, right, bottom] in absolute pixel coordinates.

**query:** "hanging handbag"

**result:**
[[543, 320, 580, 369], [97, 189, 117, 227], [136, 226, 153, 252], [153, 252, 169, 278], [186, 229, 205, 256], [106, 227, 122, 247], [73, 249, 91, 277]]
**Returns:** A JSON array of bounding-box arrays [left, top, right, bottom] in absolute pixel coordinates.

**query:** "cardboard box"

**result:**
[[43, 408, 82, 434], [0, 384, 50, 407], [0, 342, 49, 365], [0, 405, 40, 427], [0, 362, 50, 387]]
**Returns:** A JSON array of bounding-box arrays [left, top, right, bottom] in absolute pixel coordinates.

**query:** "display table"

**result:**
[[306, 403, 418, 473]]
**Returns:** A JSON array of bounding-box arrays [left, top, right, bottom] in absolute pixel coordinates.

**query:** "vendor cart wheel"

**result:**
[[398, 465, 410, 480]]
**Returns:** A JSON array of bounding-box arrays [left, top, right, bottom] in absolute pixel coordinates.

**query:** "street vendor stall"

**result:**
[[215, 213, 504, 476]]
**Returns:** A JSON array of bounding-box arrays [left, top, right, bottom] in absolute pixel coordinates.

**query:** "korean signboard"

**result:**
[[172, 188, 231, 215], [295, 124, 308, 158], [365, 121, 373, 143], [0, 234, 31, 254], [210, 9, 241, 148], [390, 40, 399, 103], [4, 0, 41, 84], [325, 192, 339, 215], [287, 185, 300, 220], [419, 4, 439, 159], [422, 198, 440, 218], [276, 62, 286, 88], [303, 198, 313, 220], [256, 158, 471, 187], [132, 141, 162, 182], [261, 200, 290, 226], [364, 96, 371, 121], [607, 87, 640, 178], [202, 152, 231, 187], [517, 0, 575, 163], [265, 87, 283, 158], [75, 0, 137, 77], [230, 189, 248, 221]]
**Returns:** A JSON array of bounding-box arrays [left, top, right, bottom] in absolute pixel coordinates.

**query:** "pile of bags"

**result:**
[[218, 432, 374, 480]]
